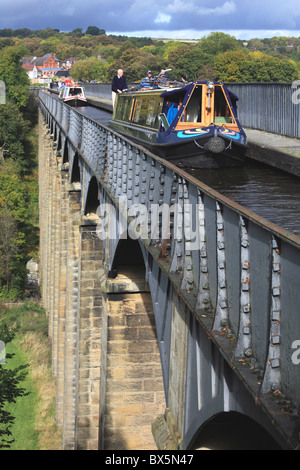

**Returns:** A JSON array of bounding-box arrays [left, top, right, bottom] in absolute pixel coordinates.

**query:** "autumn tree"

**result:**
[[106, 47, 164, 82], [214, 50, 248, 82], [214, 50, 298, 82]]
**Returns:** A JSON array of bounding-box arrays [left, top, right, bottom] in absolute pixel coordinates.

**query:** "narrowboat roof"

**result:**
[[159, 81, 239, 102]]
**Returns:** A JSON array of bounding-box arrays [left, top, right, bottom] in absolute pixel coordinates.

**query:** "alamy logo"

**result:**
[[292, 81, 300, 105], [0, 80, 5, 105], [0, 340, 5, 364], [95, 196, 205, 250], [291, 340, 300, 365]]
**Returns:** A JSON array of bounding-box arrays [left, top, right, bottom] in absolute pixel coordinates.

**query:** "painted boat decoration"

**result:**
[[109, 81, 247, 169], [58, 85, 87, 106]]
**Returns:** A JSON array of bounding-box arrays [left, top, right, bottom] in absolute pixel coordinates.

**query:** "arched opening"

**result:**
[[108, 236, 145, 279], [71, 153, 80, 183], [62, 140, 69, 165], [57, 133, 62, 152], [189, 412, 282, 450], [53, 125, 57, 143], [84, 176, 99, 215]]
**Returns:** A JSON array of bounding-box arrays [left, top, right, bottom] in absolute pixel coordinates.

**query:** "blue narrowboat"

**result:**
[[110, 81, 247, 169]]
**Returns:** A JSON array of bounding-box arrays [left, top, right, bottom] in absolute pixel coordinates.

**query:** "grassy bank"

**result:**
[[0, 301, 62, 450]]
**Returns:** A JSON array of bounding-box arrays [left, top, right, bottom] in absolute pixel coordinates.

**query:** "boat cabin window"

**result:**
[[184, 85, 203, 123], [213, 85, 233, 124], [69, 87, 83, 96], [131, 94, 162, 130], [114, 95, 133, 122]]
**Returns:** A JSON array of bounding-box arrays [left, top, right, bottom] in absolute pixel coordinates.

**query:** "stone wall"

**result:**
[[38, 112, 167, 450]]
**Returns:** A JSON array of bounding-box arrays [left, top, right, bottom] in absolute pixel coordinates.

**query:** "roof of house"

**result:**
[[22, 53, 60, 67], [22, 62, 35, 71]]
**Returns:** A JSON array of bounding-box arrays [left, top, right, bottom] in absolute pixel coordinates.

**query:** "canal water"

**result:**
[[187, 160, 300, 237]]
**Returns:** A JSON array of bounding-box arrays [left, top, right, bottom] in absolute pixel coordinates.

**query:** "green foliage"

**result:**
[[86, 26, 106, 36], [169, 44, 214, 81], [106, 47, 164, 82], [0, 28, 299, 83], [0, 101, 30, 169], [0, 102, 38, 297], [0, 168, 30, 296], [214, 50, 298, 82], [70, 56, 108, 82], [0, 45, 29, 107], [0, 317, 29, 448], [214, 50, 249, 82], [197, 32, 241, 56]]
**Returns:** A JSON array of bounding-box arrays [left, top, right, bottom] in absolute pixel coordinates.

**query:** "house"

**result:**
[[61, 57, 76, 69], [22, 53, 61, 82], [21, 62, 42, 81]]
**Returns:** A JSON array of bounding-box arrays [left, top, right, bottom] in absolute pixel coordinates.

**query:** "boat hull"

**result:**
[[110, 121, 246, 169], [63, 98, 87, 107]]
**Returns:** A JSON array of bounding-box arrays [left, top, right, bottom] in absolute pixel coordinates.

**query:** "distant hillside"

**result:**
[[0, 28, 299, 82]]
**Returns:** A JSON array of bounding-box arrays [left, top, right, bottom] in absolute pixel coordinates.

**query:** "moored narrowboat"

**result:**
[[58, 85, 87, 106], [109, 81, 247, 169]]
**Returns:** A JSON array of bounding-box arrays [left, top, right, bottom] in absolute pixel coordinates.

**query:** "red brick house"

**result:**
[[22, 53, 61, 80]]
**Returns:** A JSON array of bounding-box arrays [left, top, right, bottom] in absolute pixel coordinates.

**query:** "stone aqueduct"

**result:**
[[38, 90, 300, 450]]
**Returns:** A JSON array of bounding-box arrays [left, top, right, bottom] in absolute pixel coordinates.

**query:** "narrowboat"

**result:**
[[109, 81, 247, 168], [58, 85, 87, 106]]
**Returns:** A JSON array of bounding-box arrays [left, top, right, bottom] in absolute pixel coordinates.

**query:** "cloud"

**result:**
[[154, 13, 172, 24], [0, 0, 300, 36], [166, 0, 237, 16]]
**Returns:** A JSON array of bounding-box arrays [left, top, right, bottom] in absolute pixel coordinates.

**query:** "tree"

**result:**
[[214, 50, 248, 82], [106, 48, 163, 82], [0, 210, 19, 290], [85, 26, 105, 36], [0, 161, 31, 296], [197, 32, 241, 56], [170, 46, 214, 82], [70, 28, 84, 38], [0, 101, 30, 170], [0, 321, 28, 448], [241, 52, 298, 82], [71, 57, 108, 82], [0, 45, 29, 107], [214, 49, 298, 82]]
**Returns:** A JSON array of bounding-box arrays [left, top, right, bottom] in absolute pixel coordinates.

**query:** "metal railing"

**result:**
[[83, 82, 300, 139], [224, 82, 300, 138]]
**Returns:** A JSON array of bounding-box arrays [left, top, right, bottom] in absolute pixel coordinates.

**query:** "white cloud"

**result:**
[[166, 0, 236, 16], [154, 12, 172, 24]]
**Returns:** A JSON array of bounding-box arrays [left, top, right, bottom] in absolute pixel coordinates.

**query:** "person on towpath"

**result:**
[[112, 69, 128, 106]]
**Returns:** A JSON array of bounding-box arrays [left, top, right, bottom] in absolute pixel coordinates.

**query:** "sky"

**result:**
[[1, 0, 300, 40]]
